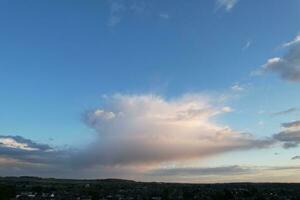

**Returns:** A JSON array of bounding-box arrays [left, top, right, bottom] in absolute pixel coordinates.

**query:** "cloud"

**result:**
[[147, 165, 300, 183], [222, 106, 233, 112], [148, 165, 252, 177], [282, 35, 300, 48], [269, 166, 300, 171], [258, 120, 264, 126], [107, 0, 146, 27], [159, 13, 170, 20], [273, 120, 300, 148], [292, 156, 300, 160], [260, 35, 300, 82], [0, 136, 51, 151], [216, 0, 238, 12], [231, 83, 244, 92], [79, 94, 273, 168], [0, 135, 72, 169], [107, 0, 126, 27], [0, 94, 278, 179], [282, 120, 300, 128], [243, 40, 252, 50], [271, 108, 300, 116]]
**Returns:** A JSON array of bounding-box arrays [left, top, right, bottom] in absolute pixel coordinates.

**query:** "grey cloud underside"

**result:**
[[282, 120, 300, 128], [0, 134, 274, 174], [273, 131, 300, 149], [0, 135, 52, 151], [262, 43, 300, 82], [0, 133, 296, 178], [70, 137, 274, 168], [0, 135, 71, 166], [292, 156, 300, 160], [0, 121, 296, 175], [272, 120, 300, 148]]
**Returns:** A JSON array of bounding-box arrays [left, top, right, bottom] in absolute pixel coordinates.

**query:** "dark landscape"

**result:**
[[0, 177, 300, 200]]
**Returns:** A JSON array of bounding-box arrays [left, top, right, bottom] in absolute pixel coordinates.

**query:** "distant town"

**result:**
[[0, 177, 299, 200]]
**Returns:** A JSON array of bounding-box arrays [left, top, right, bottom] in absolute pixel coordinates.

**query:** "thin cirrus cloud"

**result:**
[[231, 83, 244, 92], [259, 34, 300, 82], [271, 107, 300, 116], [107, 0, 240, 27], [243, 40, 252, 50], [107, 0, 239, 27], [107, 0, 171, 27], [107, 0, 146, 27], [159, 13, 170, 20], [215, 0, 239, 12]]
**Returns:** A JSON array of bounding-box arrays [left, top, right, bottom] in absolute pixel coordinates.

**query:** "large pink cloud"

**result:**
[[80, 94, 272, 167]]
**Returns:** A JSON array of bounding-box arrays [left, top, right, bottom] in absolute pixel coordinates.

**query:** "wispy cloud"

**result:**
[[231, 83, 244, 92], [107, 0, 126, 27], [216, 0, 239, 12], [107, 0, 146, 27], [271, 107, 300, 116], [159, 13, 170, 20], [243, 40, 252, 50], [282, 34, 300, 48]]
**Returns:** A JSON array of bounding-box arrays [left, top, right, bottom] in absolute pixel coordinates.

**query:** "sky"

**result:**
[[0, 0, 300, 183]]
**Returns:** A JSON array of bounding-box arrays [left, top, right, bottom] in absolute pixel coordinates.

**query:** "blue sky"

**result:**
[[0, 0, 300, 182]]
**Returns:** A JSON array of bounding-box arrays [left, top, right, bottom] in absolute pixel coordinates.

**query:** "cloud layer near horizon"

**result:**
[[4, 93, 300, 181], [0, 93, 275, 178]]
